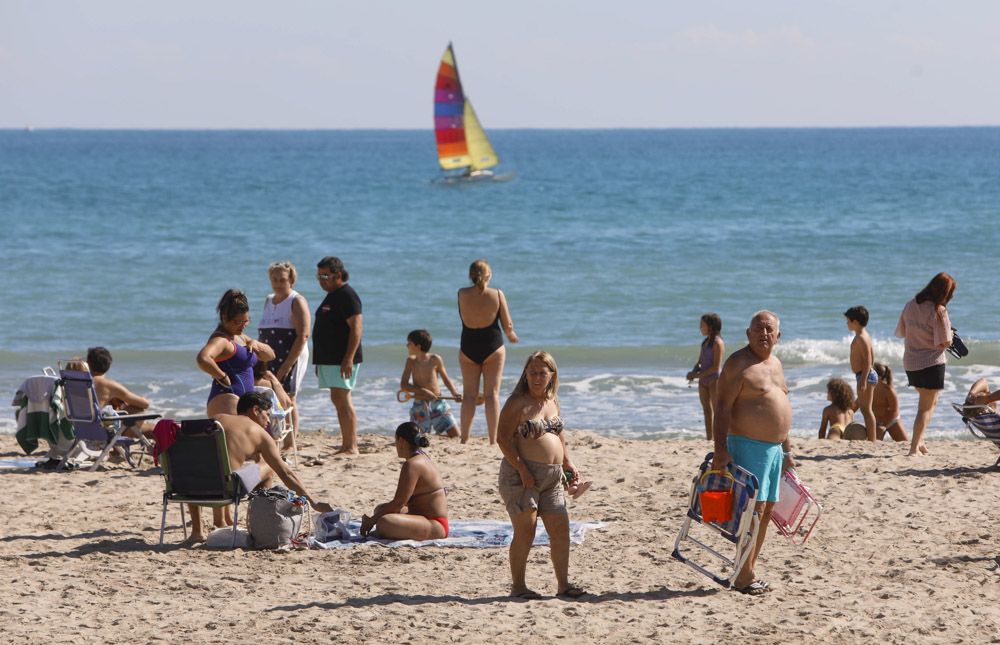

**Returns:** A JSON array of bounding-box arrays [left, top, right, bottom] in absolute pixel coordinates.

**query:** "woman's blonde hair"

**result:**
[[64, 358, 90, 372], [513, 351, 559, 400], [268, 261, 298, 286], [468, 259, 491, 292]]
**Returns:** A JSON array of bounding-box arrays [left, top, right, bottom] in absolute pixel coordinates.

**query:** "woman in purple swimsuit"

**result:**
[[686, 313, 725, 440], [197, 289, 276, 417]]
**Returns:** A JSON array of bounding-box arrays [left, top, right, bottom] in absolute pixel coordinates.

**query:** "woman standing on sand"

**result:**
[[457, 259, 518, 444], [895, 272, 955, 456], [686, 313, 724, 440], [258, 261, 311, 448], [497, 351, 586, 600], [197, 289, 275, 417]]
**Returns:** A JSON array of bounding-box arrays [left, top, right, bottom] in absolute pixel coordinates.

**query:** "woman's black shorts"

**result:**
[[906, 364, 946, 390]]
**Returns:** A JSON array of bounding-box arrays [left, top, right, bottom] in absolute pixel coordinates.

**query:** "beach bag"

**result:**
[[948, 328, 969, 359], [247, 486, 305, 549]]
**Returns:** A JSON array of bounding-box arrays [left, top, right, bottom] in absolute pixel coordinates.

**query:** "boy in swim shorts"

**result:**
[[845, 306, 877, 442], [400, 330, 462, 438]]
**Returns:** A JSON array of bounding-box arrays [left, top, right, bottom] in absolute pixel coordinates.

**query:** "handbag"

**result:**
[[948, 328, 969, 359], [247, 486, 306, 549]]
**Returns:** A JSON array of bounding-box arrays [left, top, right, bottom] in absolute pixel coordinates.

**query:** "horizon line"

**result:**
[[5, 123, 1000, 132]]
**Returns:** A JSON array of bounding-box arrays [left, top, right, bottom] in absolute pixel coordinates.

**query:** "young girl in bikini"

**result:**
[[819, 378, 855, 440]]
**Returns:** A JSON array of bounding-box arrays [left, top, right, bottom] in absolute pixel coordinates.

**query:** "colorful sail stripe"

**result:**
[[434, 43, 471, 169]]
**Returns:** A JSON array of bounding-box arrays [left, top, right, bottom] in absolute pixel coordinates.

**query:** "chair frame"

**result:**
[[770, 468, 822, 545], [57, 366, 160, 471], [254, 386, 297, 466], [951, 402, 1000, 467], [672, 453, 761, 589], [158, 419, 258, 548]]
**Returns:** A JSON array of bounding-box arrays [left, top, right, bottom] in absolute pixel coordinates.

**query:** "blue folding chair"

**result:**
[[672, 452, 761, 589], [58, 367, 160, 471], [951, 403, 1000, 467]]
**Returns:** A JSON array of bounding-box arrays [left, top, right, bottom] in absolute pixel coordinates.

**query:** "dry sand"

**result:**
[[1, 431, 999, 644]]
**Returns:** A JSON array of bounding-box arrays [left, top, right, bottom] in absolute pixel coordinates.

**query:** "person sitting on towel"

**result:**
[[187, 391, 333, 543], [360, 422, 449, 540]]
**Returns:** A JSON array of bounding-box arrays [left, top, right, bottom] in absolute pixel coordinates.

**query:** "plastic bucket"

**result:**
[[699, 490, 733, 523], [699, 470, 735, 523]]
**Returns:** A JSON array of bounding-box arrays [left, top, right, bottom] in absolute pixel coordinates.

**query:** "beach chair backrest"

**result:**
[[59, 369, 110, 441], [161, 419, 235, 500], [969, 412, 1000, 440], [691, 456, 759, 540], [771, 469, 822, 544]]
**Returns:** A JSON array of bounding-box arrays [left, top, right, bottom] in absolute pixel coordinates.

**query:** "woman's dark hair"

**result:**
[[873, 362, 893, 387], [317, 256, 349, 281], [395, 421, 429, 448], [253, 360, 270, 380], [826, 378, 854, 412], [217, 289, 250, 324], [701, 313, 722, 339], [915, 272, 956, 307]]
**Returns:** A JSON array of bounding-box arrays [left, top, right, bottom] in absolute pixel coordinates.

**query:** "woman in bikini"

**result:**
[[457, 259, 518, 444], [497, 351, 586, 600], [197, 289, 276, 418], [686, 313, 724, 440], [360, 422, 449, 540]]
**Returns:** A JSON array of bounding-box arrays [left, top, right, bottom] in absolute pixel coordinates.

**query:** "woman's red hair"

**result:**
[[915, 272, 956, 307]]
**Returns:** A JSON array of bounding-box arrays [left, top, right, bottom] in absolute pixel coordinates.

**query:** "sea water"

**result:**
[[2, 127, 999, 440]]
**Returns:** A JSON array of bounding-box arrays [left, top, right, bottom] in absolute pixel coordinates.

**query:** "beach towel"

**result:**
[[310, 520, 606, 549]]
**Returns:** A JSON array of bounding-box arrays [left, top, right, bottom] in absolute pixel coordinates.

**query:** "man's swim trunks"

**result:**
[[410, 399, 456, 435], [726, 434, 783, 503], [855, 369, 878, 386]]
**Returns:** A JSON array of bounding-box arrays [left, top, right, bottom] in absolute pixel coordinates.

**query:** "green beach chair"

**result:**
[[158, 419, 260, 547]]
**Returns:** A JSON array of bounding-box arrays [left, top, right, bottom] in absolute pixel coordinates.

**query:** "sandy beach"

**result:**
[[1, 431, 998, 644]]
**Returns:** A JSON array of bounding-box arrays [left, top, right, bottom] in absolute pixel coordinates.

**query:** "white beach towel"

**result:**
[[310, 520, 606, 549]]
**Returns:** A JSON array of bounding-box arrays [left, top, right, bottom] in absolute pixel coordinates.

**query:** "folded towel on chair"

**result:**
[[310, 519, 607, 549]]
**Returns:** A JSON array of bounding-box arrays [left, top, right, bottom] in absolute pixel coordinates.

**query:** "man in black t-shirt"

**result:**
[[313, 256, 363, 455]]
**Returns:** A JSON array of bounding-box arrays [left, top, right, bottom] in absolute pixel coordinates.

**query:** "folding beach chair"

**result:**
[[672, 453, 760, 589], [254, 386, 296, 465], [770, 468, 822, 545], [58, 367, 161, 471], [951, 403, 1000, 467], [158, 419, 261, 547]]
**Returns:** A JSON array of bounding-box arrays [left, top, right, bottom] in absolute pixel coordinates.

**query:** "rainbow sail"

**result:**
[[434, 43, 498, 173]]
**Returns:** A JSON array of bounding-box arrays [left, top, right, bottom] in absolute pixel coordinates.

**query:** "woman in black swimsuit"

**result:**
[[457, 259, 518, 445]]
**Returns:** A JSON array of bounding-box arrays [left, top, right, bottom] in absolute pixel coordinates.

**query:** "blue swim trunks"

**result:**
[[856, 369, 878, 386], [410, 399, 457, 435], [726, 434, 783, 503], [316, 364, 360, 391]]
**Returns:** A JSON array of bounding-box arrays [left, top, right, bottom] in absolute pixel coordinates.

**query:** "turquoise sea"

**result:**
[[3, 127, 999, 440]]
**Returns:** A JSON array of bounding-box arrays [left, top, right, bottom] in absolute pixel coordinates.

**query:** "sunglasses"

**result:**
[[316, 274, 333, 280]]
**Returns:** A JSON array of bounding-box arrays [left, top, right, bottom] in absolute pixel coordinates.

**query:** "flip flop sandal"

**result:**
[[557, 586, 586, 599], [734, 580, 769, 596], [570, 481, 592, 500], [511, 589, 542, 600]]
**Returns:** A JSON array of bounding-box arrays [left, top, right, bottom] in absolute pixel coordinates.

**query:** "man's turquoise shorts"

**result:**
[[316, 364, 360, 391], [726, 434, 783, 503]]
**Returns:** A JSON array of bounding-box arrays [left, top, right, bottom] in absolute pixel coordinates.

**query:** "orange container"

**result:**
[[699, 470, 735, 523]]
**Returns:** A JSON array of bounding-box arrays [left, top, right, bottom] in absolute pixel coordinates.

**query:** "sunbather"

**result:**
[[87, 346, 155, 439], [186, 391, 332, 543], [360, 422, 449, 540], [965, 378, 999, 412]]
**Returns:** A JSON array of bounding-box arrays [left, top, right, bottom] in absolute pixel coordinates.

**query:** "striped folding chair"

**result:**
[[951, 403, 1000, 467], [672, 453, 761, 589]]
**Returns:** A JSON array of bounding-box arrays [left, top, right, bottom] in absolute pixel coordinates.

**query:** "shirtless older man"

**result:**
[[711, 310, 796, 596], [187, 391, 332, 542]]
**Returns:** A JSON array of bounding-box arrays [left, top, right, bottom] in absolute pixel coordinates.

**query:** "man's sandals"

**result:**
[[734, 580, 770, 596]]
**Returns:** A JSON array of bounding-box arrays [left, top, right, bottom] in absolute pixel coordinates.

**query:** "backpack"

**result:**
[[247, 486, 305, 549]]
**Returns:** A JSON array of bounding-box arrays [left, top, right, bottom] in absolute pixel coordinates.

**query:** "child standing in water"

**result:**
[[686, 313, 724, 440], [819, 378, 855, 440], [872, 363, 909, 442]]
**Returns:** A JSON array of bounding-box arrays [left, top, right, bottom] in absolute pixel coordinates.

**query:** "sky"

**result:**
[[2, 1, 999, 129]]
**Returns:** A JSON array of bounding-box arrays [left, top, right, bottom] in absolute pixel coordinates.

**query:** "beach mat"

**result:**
[[310, 520, 606, 549]]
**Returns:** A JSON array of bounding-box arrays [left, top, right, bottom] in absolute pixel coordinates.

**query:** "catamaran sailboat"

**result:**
[[433, 43, 512, 182]]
